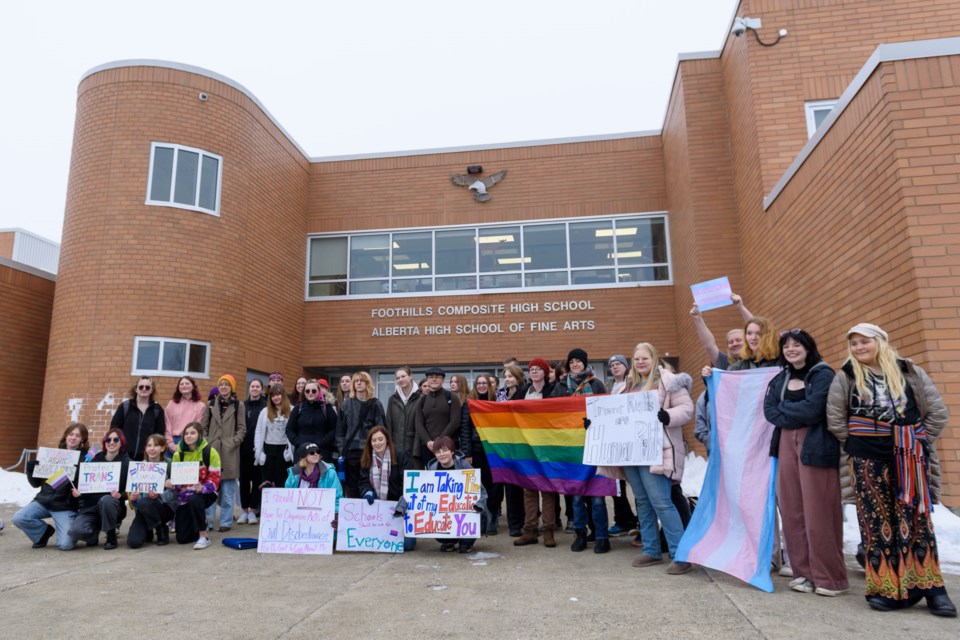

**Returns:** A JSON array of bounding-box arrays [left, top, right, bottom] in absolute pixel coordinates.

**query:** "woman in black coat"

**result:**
[[286, 379, 338, 459]]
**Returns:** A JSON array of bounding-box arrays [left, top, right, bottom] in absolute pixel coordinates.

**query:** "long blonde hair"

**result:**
[[350, 371, 375, 400], [628, 343, 661, 391], [847, 334, 905, 402]]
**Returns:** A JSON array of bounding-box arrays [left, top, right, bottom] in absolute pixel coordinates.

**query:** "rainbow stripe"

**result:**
[[468, 397, 618, 497]]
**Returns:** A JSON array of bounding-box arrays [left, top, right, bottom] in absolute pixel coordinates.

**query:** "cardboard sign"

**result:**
[[258, 488, 336, 555], [33, 447, 81, 479], [583, 391, 663, 466], [403, 469, 482, 538], [126, 461, 167, 494], [170, 461, 200, 486], [691, 276, 733, 312], [335, 498, 405, 553], [78, 462, 122, 493]]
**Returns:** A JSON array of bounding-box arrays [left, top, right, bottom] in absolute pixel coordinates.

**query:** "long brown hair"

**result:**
[[267, 383, 292, 420], [58, 423, 89, 450], [143, 434, 167, 462], [468, 375, 495, 401], [172, 376, 201, 403], [450, 374, 470, 404], [360, 425, 396, 469]]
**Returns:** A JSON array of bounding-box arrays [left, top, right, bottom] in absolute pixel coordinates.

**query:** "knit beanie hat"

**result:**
[[847, 323, 888, 342], [295, 442, 320, 462], [607, 354, 629, 370], [217, 374, 236, 392], [528, 358, 551, 374], [566, 348, 588, 369]]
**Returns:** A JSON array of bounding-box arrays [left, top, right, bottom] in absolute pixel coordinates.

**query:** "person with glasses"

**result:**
[[164, 376, 205, 456], [339, 372, 387, 498], [169, 422, 221, 549], [290, 377, 307, 405], [827, 324, 955, 616], [286, 379, 338, 462], [110, 376, 165, 461], [763, 328, 847, 597], [466, 374, 497, 534], [284, 443, 343, 520], [68, 428, 131, 550], [386, 367, 423, 468], [201, 374, 246, 532]]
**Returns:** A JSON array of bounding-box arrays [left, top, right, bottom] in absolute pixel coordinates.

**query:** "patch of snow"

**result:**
[[0, 468, 40, 506], [466, 551, 501, 560]]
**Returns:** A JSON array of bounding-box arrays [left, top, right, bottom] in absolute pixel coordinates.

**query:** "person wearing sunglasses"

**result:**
[[763, 329, 847, 597], [68, 428, 131, 550], [110, 376, 165, 461], [286, 379, 339, 464]]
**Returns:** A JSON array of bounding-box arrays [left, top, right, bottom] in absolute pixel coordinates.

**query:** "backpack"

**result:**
[[174, 443, 212, 469], [121, 399, 161, 422]]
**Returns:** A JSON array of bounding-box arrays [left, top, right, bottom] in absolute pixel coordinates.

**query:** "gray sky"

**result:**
[[0, 1, 738, 243]]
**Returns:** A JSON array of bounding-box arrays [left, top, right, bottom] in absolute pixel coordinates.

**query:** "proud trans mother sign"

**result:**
[[402, 469, 482, 539]]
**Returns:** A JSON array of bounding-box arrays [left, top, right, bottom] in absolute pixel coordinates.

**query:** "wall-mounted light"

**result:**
[[732, 17, 787, 47]]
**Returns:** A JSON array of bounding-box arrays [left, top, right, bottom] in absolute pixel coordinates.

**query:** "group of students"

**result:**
[[7, 292, 956, 617]]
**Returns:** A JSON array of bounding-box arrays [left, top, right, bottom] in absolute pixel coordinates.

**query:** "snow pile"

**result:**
[[0, 468, 40, 507]]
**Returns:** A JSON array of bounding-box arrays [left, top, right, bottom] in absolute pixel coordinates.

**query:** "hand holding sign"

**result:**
[[583, 392, 663, 466], [690, 276, 733, 312]]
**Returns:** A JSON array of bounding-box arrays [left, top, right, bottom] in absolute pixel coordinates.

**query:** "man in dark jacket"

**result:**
[[415, 367, 461, 464]]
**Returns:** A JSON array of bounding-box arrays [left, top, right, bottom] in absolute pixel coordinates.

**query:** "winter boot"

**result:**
[[543, 529, 556, 548], [104, 530, 118, 550], [513, 530, 538, 546], [156, 524, 170, 546], [571, 528, 588, 552]]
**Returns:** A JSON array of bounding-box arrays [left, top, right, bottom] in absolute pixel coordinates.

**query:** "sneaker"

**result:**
[[628, 528, 640, 537], [247, 513, 258, 525], [458, 541, 475, 554], [791, 579, 815, 593], [815, 587, 850, 597], [439, 542, 457, 553], [564, 520, 574, 533], [778, 564, 794, 577], [608, 524, 628, 537], [788, 576, 808, 588], [237, 512, 249, 525], [193, 536, 211, 550]]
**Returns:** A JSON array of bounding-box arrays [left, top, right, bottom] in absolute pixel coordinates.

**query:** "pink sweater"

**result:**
[[164, 399, 206, 452]]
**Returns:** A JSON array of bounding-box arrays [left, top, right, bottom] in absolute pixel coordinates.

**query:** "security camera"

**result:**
[[732, 18, 747, 37], [198, 92, 208, 102]]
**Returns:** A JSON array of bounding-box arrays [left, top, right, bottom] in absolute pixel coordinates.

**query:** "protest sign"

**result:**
[[583, 391, 663, 466], [403, 469, 481, 538], [258, 488, 336, 555], [126, 461, 167, 494], [335, 498, 405, 553], [33, 447, 81, 479], [78, 462, 121, 493], [170, 461, 200, 485], [691, 276, 733, 312]]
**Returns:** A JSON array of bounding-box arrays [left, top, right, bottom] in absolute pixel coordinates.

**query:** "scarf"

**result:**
[[370, 449, 391, 499], [299, 464, 322, 488], [566, 368, 597, 396]]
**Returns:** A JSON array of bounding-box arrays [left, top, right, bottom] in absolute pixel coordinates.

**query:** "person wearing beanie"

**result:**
[[201, 373, 246, 532], [604, 354, 639, 539], [284, 442, 343, 513], [826, 324, 954, 616]]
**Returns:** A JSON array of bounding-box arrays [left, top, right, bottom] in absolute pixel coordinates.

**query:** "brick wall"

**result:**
[[0, 260, 54, 466], [0, 232, 14, 259]]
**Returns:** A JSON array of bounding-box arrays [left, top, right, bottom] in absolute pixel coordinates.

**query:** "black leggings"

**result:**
[[175, 493, 217, 544], [127, 498, 174, 548]]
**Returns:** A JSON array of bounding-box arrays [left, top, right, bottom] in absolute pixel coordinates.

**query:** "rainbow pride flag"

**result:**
[[469, 397, 618, 497]]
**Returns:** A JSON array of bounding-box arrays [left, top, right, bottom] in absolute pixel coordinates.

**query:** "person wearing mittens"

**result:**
[[126, 434, 177, 548], [201, 373, 246, 532], [68, 427, 131, 550], [169, 422, 221, 549], [358, 425, 416, 551]]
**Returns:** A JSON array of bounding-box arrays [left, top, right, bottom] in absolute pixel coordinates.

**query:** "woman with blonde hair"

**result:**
[[624, 342, 694, 574], [728, 316, 779, 370], [337, 371, 386, 498], [827, 323, 954, 616]]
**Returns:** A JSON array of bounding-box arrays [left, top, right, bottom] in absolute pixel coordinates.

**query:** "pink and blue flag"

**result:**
[[675, 367, 780, 592]]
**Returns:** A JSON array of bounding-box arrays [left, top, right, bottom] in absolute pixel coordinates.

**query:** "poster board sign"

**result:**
[[258, 488, 336, 555], [335, 498, 405, 553], [126, 461, 167, 494], [403, 469, 481, 539], [170, 461, 200, 486], [583, 391, 663, 466], [33, 447, 81, 479], [78, 462, 122, 493], [691, 276, 733, 312]]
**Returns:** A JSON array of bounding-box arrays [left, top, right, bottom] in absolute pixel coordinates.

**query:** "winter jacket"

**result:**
[[283, 461, 344, 512], [171, 437, 222, 506], [201, 397, 246, 480], [646, 369, 694, 481], [110, 400, 165, 461], [550, 372, 606, 397], [694, 392, 710, 454], [728, 357, 778, 371], [415, 389, 461, 445], [826, 358, 947, 504], [337, 397, 386, 453], [286, 398, 338, 459], [358, 449, 414, 514], [516, 381, 555, 401], [386, 388, 422, 460], [244, 396, 268, 452], [77, 451, 131, 514], [164, 399, 206, 452], [26, 451, 86, 512], [426, 452, 489, 515], [255, 409, 292, 466], [459, 400, 482, 459], [763, 362, 839, 467]]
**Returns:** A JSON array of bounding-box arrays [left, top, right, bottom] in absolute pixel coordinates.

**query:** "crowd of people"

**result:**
[[7, 294, 956, 617]]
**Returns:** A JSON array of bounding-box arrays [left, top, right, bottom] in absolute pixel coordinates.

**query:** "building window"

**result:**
[[133, 337, 210, 378], [306, 213, 671, 299], [146, 142, 222, 215], [804, 100, 837, 138]]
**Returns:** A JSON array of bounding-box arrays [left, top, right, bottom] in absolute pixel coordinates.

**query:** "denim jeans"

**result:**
[[623, 465, 684, 559], [206, 479, 239, 528], [13, 501, 77, 550], [572, 495, 608, 540]]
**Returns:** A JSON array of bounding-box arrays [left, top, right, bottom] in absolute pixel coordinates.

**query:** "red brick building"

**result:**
[[34, 0, 960, 504]]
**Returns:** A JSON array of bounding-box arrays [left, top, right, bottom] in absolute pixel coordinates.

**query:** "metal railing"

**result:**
[[4, 448, 37, 472]]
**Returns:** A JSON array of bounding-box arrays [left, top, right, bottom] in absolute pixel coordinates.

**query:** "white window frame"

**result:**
[[804, 100, 837, 139], [145, 142, 223, 216], [132, 336, 211, 378], [305, 212, 672, 301]]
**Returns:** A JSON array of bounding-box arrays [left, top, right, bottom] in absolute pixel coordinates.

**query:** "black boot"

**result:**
[[104, 530, 118, 550], [33, 524, 56, 549], [594, 538, 611, 554], [927, 593, 957, 618], [571, 528, 588, 552], [156, 524, 170, 546]]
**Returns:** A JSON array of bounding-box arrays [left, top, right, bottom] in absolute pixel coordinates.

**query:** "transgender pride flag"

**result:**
[[675, 367, 780, 592]]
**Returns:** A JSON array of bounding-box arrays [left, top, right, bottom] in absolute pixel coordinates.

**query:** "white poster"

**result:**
[[77, 462, 122, 493], [33, 447, 81, 479], [170, 461, 200, 486], [583, 391, 663, 466], [126, 461, 167, 494], [258, 488, 336, 555], [335, 498, 405, 553]]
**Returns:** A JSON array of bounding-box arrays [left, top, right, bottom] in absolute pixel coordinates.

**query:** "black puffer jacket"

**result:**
[[286, 398, 339, 459]]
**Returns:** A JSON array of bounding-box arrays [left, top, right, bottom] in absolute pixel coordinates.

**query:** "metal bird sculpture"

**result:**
[[450, 169, 507, 203]]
